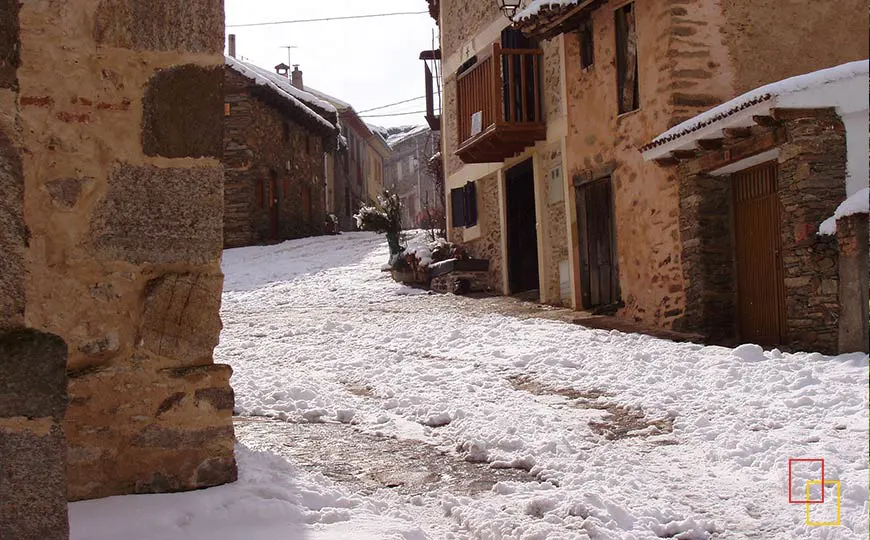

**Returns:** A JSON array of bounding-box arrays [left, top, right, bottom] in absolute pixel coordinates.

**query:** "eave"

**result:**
[[514, 0, 606, 40]]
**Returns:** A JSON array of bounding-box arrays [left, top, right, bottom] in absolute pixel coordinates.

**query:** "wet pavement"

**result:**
[[234, 416, 533, 497]]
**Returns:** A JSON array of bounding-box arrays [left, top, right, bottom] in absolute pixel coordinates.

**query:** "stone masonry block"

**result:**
[[143, 65, 223, 158], [0, 329, 68, 540], [0, 329, 68, 420], [94, 0, 224, 54], [0, 127, 24, 329], [90, 163, 223, 265], [0, 424, 69, 540], [140, 273, 223, 366], [0, 0, 19, 89]]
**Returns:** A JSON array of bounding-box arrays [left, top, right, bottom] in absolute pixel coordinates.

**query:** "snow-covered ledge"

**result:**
[[641, 60, 869, 196], [818, 186, 870, 235]]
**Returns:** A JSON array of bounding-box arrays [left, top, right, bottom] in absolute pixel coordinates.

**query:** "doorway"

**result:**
[[732, 162, 785, 345], [505, 159, 539, 294], [576, 177, 620, 309], [268, 170, 279, 240]]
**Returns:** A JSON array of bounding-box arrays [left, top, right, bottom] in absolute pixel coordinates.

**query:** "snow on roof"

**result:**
[[387, 125, 430, 148], [642, 60, 870, 155], [516, 0, 580, 20], [818, 187, 870, 235], [303, 86, 352, 111], [225, 56, 337, 132]]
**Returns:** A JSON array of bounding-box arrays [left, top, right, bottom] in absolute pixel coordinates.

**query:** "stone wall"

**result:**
[[836, 213, 869, 353], [13, 0, 236, 501], [451, 173, 503, 291], [674, 173, 735, 340], [540, 144, 567, 305], [563, 0, 685, 327], [440, 1, 500, 59], [0, 330, 68, 540], [722, 0, 869, 95], [223, 69, 327, 248], [778, 110, 846, 354]]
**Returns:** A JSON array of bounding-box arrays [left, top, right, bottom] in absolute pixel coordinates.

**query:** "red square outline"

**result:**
[[788, 458, 825, 504]]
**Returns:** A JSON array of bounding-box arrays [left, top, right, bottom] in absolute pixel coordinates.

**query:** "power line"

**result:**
[[228, 11, 429, 28], [360, 110, 434, 118], [358, 96, 426, 114]]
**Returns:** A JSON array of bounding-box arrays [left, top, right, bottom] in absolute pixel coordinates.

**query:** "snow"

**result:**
[[226, 56, 337, 132], [819, 187, 870, 235], [70, 445, 428, 540], [72, 232, 869, 539], [387, 125, 430, 148], [517, 0, 580, 21], [644, 60, 869, 152]]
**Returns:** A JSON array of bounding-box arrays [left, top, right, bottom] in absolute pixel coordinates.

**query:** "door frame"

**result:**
[[504, 157, 540, 295]]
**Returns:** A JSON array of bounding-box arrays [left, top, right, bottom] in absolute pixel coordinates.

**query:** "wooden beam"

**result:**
[[696, 138, 723, 151], [751, 115, 777, 127], [684, 126, 786, 176], [672, 149, 697, 160], [723, 127, 751, 139], [770, 107, 836, 121], [653, 156, 679, 167]]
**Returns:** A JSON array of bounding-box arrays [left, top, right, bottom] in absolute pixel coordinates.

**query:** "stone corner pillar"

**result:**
[[0, 329, 69, 540], [836, 213, 869, 354]]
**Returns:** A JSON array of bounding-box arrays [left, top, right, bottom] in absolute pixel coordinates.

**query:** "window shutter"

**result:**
[[450, 187, 466, 228], [464, 181, 478, 226]]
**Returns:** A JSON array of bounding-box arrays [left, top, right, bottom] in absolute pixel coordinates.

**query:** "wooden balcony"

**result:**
[[455, 43, 546, 164]]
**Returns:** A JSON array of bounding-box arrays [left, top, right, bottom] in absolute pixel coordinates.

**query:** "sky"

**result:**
[[224, 0, 439, 129]]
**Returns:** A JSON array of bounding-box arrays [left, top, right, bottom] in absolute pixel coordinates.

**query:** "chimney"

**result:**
[[228, 34, 236, 58], [291, 65, 303, 90]]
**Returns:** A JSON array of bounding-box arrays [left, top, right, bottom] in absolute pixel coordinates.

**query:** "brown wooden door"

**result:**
[[268, 173, 279, 239], [732, 162, 786, 345], [577, 177, 619, 309]]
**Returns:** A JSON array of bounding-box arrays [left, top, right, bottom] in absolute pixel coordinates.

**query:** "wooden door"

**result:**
[[268, 173, 279, 239], [577, 177, 619, 309], [732, 162, 785, 345]]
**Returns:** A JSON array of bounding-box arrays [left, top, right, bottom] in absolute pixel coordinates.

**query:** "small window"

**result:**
[[615, 3, 639, 114], [449, 182, 478, 228], [224, 103, 231, 116], [579, 19, 594, 70]]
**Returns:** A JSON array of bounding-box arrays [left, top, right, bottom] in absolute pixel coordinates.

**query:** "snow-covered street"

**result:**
[[71, 232, 868, 539]]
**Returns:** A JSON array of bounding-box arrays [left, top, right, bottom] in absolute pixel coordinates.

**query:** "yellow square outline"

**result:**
[[805, 480, 841, 526]]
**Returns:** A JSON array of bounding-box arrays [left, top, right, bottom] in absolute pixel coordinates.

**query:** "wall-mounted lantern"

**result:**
[[496, 0, 524, 22]]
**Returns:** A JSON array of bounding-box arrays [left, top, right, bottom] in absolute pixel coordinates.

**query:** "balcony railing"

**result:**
[[455, 42, 546, 164]]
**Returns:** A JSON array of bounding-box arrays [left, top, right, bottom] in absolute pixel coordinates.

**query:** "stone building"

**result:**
[[223, 57, 339, 248], [383, 125, 444, 228], [428, 0, 867, 352], [641, 62, 869, 354], [1, 1, 236, 538], [305, 87, 392, 230]]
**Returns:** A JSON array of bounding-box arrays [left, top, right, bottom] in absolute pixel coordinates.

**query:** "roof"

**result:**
[[225, 56, 338, 134], [303, 86, 352, 111], [641, 60, 870, 159], [515, 0, 604, 39], [386, 125, 430, 148]]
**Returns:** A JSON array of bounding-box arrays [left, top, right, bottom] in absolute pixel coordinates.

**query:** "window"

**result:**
[[615, 3, 639, 114], [224, 103, 231, 116], [579, 19, 594, 70], [449, 182, 478, 228]]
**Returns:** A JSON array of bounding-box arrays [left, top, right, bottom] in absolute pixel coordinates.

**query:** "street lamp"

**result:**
[[496, 0, 524, 22]]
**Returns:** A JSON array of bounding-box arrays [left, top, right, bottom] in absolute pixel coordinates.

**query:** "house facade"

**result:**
[[383, 126, 444, 228], [223, 58, 338, 248], [429, 0, 868, 352], [2, 2, 236, 536], [306, 87, 393, 230]]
